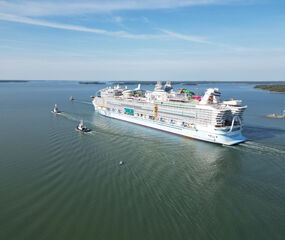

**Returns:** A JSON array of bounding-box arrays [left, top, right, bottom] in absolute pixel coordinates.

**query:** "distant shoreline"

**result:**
[[1, 80, 285, 86], [79, 81, 197, 85], [0, 80, 29, 83], [254, 84, 285, 93], [79, 81, 285, 85], [78, 81, 105, 85]]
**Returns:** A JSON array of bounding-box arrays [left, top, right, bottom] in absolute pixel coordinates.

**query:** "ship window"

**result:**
[[225, 120, 231, 126]]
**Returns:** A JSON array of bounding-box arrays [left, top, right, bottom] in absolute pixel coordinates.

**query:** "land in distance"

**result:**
[[79, 81, 285, 85], [254, 84, 285, 93], [0, 80, 29, 83]]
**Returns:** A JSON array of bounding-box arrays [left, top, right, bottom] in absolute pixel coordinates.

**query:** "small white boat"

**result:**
[[51, 104, 61, 114], [76, 120, 92, 133], [69, 96, 74, 101]]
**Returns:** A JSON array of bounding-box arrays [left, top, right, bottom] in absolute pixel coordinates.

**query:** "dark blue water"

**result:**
[[0, 81, 284, 240]]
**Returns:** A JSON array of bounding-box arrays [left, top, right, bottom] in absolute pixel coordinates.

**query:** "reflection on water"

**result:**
[[244, 125, 285, 141], [0, 81, 285, 240]]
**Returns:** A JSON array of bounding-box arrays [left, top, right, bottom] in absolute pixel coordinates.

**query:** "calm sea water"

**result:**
[[0, 81, 285, 240]]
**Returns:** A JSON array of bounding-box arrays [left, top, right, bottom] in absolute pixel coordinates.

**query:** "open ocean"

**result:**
[[0, 81, 285, 240]]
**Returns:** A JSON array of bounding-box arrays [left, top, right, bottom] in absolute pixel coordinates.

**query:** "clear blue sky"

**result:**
[[0, 0, 285, 81]]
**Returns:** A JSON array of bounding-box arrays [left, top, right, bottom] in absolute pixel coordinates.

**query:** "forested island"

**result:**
[[0, 80, 29, 83], [111, 81, 197, 85], [79, 81, 196, 85], [254, 84, 285, 93], [79, 81, 105, 84], [79, 80, 285, 85]]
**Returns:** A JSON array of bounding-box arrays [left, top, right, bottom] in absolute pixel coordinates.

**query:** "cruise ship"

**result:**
[[92, 82, 247, 145]]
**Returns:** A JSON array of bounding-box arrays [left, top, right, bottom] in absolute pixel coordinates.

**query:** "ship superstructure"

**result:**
[[92, 82, 247, 145]]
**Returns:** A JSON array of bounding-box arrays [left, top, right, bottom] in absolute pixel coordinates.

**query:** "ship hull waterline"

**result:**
[[94, 107, 246, 146]]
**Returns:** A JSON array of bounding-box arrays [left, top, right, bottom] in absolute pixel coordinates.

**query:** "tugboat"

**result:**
[[51, 104, 61, 114], [76, 120, 92, 133]]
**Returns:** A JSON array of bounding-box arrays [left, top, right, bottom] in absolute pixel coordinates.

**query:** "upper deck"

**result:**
[[94, 82, 247, 128]]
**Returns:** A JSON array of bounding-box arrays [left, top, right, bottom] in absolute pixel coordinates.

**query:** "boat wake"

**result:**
[[227, 140, 285, 158], [56, 112, 154, 141], [57, 112, 285, 153], [87, 129, 153, 142], [71, 99, 92, 105], [58, 112, 80, 122]]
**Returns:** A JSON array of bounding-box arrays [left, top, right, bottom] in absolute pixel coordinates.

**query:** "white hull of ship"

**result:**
[[94, 105, 246, 146]]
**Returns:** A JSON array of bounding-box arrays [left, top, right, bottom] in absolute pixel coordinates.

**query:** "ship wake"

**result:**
[[227, 141, 285, 158]]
